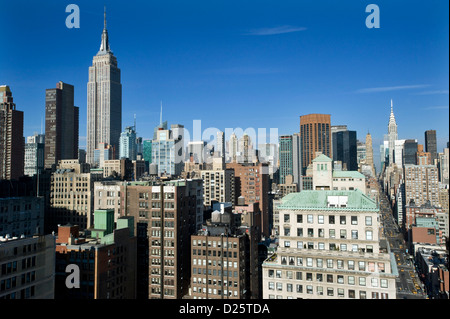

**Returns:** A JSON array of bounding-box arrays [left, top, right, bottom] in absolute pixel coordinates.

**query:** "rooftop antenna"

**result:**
[[160, 100, 163, 126], [104, 5, 107, 30]]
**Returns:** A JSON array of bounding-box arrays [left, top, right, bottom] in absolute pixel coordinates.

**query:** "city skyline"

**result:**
[[0, 0, 448, 172]]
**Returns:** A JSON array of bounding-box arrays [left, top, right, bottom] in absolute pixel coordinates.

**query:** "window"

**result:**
[[366, 231, 373, 240], [348, 260, 355, 270], [371, 278, 378, 287], [316, 259, 323, 268], [307, 215, 313, 223], [359, 277, 366, 286], [327, 259, 333, 268], [297, 228, 303, 236], [329, 215, 335, 224], [329, 229, 335, 238], [297, 215, 303, 223], [318, 215, 324, 224], [340, 216, 346, 225], [358, 261, 366, 271], [365, 216, 372, 226], [284, 214, 290, 222], [348, 276, 355, 285], [351, 216, 358, 225]]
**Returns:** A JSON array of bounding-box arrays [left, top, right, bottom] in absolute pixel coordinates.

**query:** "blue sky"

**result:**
[[1, 0, 448, 171]]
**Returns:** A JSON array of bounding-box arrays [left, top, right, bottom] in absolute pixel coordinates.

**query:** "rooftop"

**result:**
[[332, 171, 365, 179], [277, 189, 378, 211]]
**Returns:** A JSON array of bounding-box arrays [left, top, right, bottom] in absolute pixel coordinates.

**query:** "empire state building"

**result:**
[[87, 9, 122, 164]]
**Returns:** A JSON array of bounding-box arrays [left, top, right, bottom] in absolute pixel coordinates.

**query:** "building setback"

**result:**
[[263, 190, 397, 299]]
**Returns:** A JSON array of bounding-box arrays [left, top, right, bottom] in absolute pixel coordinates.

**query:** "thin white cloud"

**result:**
[[244, 25, 307, 36], [414, 89, 449, 95], [355, 84, 430, 93], [422, 105, 449, 110]]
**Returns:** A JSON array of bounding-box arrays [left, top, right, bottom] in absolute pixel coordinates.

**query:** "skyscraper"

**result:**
[[0, 85, 24, 180], [388, 100, 398, 165], [424, 130, 437, 164], [24, 133, 45, 177], [403, 139, 418, 165], [332, 130, 357, 171], [279, 135, 293, 185], [44, 81, 79, 169], [119, 126, 137, 160], [365, 132, 374, 172], [229, 133, 238, 163], [87, 9, 122, 164], [152, 126, 183, 177], [300, 114, 331, 175]]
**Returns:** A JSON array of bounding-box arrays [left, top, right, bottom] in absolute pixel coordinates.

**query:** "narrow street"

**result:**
[[377, 182, 427, 299]]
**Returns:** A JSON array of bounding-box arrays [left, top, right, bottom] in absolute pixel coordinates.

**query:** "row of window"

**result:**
[[192, 268, 239, 277], [284, 227, 372, 240], [267, 289, 389, 299], [276, 256, 385, 272], [284, 213, 373, 226], [192, 286, 239, 297], [267, 276, 389, 293], [283, 240, 374, 253]]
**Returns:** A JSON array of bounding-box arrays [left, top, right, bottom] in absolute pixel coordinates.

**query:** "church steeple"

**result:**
[[98, 6, 111, 54]]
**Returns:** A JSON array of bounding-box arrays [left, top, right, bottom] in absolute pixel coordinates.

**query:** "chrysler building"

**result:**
[[387, 99, 398, 165]]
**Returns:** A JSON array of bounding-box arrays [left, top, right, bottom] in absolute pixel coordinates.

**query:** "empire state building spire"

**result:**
[[87, 8, 122, 164], [98, 6, 111, 54]]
